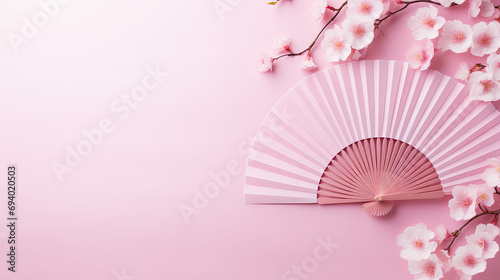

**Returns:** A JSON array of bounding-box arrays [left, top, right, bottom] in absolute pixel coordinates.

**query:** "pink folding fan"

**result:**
[[244, 60, 500, 216]]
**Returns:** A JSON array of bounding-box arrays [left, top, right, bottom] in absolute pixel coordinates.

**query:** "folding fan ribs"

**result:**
[[244, 60, 500, 216], [318, 138, 443, 216]]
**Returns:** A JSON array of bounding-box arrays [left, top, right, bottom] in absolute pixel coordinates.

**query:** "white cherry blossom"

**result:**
[[299, 54, 318, 71], [346, 0, 384, 20], [486, 53, 500, 80], [448, 185, 478, 221], [468, 70, 500, 101], [272, 34, 292, 56], [470, 21, 500, 57], [256, 53, 274, 72], [406, 39, 434, 70], [398, 223, 437, 261], [408, 254, 444, 280], [466, 224, 500, 259], [342, 17, 375, 50], [437, 20, 473, 53], [407, 5, 445, 40], [321, 25, 353, 62], [482, 158, 500, 187], [455, 62, 470, 81]]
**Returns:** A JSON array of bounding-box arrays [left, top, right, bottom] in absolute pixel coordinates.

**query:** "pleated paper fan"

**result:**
[[245, 60, 500, 216]]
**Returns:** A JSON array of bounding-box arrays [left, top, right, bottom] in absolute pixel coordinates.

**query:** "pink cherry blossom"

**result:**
[[434, 224, 451, 244], [321, 25, 353, 62], [466, 223, 500, 259], [299, 54, 318, 71], [448, 185, 478, 221], [476, 223, 500, 238], [256, 53, 274, 72], [342, 17, 375, 50], [346, 0, 384, 20], [471, 21, 500, 57], [408, 254, 444, 280], [406, 39, 434, 70], [352, 47, 368, 60], [475, 184, 495, 207], [397, 223, 437, 261], [437, 20, 473, 53], [482, 158, 500, 187], [435, 249, 452, 273], [455, 62, 470, 81], [452, 244, 487, 276], [407, 5, 445, 40], [486, 52, 500, 80], [469, 0, 496, 18], [468, 70, 500, 101], [311, 0, 329, 22], [272, 34, 292, 56]]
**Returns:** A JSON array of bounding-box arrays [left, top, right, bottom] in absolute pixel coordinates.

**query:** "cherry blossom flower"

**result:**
[[321, 25, 353, 62], [434, 224, 451, 244], [471, 21, 500, 57], [352, 47, 368, 60], [469, 0, 496, 18], [408, 254, 444, 280], [407, 5, 445, 40], [398, 223, 437, 261], [468, 70, 500, 101], [299, 54, 318, 71], [342, 17, 375, 50], [311, 0, 329, 22], [272, 34, 292, 56], [477, 223, 500, 238], [482, 158, 500, 187], [346, 0, 384, 21], [466, 224, 500, 259], [256, 53, 274, 72], [475, 184, 495, 207], [452, 244, 487, 276], [455, 62, 470, 81], [449, 185, 478, 221], [435, 249, 452, 273], [437, 20, 473, 53], [406, 39, 434, 70], [486, 52, 500, 80]]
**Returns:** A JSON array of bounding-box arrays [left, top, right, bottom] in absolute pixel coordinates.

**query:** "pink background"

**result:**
[[0, 0, 499, 279]]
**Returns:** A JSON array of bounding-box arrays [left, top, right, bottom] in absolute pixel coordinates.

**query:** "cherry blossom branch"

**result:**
[[445, 208, 500, 252], [495, 187, 500, 195], [274, 0, 450, 63], [274, 1, 348, 61], [478, 203, 486, 212]]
